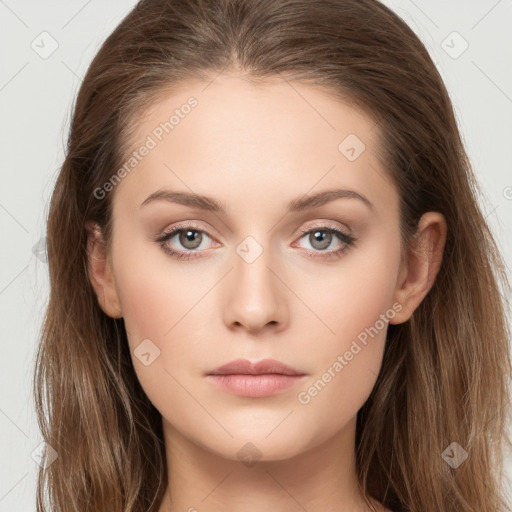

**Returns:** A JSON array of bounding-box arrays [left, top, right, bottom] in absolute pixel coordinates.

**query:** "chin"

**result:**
[[203, 428, 314, 463]]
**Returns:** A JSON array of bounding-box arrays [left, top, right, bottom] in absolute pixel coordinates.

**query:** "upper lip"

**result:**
[[207, 358, 305, 376]]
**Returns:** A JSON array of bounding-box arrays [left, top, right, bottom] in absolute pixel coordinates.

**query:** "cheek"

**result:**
[[294, 230, 401, 420], [300, 227, 401, 342], [112, 225, 208, 336], [110, 238, 210, 392]]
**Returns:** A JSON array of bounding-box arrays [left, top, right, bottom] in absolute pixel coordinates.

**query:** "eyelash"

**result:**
[[155, 222, 357, 261]]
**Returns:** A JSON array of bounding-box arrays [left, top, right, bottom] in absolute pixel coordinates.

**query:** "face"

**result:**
[[89, 73, 417, 462]]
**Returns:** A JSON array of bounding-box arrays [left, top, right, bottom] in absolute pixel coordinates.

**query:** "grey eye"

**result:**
[[308, 230, 332, 251], [178, 229, 203, 249]]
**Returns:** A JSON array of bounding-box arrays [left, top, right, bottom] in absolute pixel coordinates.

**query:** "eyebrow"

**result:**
[[140, 187, 374, 213]]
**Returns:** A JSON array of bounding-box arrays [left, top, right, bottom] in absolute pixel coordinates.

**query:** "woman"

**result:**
[[34, 0, 512, 511]]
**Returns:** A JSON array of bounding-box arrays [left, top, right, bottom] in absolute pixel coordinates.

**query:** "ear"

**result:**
[[390, 211, 447, 325], [85, 221, 123, 319]]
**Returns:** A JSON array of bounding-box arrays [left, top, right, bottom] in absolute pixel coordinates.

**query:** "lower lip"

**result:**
[[206, 374, 306, 397]]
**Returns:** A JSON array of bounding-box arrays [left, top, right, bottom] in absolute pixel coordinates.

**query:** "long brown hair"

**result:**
[[34, 0, 512, 510]]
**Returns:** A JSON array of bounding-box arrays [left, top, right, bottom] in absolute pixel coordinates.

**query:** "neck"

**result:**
[[157, 415, 383, 512]]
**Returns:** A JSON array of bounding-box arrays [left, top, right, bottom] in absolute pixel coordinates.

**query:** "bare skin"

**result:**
[[87, 72, 446, 512]]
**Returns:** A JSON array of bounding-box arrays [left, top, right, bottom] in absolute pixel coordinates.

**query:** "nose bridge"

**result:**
[[222, 234, 286, 332]]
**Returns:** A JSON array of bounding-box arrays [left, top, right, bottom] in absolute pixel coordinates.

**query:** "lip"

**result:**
[[205, 358, 307, 398], [207, 358, 304, 376]]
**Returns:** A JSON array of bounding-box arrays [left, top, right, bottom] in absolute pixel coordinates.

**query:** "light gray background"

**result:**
[[1, 1, 511, 510]]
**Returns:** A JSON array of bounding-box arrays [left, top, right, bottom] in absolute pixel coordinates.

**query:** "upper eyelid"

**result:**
[[159, 219, 352, 238], [158, 222, 353, 246]]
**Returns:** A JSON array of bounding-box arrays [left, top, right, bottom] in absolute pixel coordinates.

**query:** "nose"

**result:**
[[222, 241, 288, 334]]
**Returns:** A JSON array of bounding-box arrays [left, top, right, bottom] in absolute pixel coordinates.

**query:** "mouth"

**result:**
[[205, 358, 307, 398]]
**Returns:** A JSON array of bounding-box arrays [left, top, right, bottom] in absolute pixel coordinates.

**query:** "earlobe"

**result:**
[[85, 221, 123, 319], [390, 212, 447, 325]]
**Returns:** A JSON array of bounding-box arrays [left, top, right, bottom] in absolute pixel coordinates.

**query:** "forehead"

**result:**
[[132, 73, 381, 151], [112, 73, 396, 218]]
